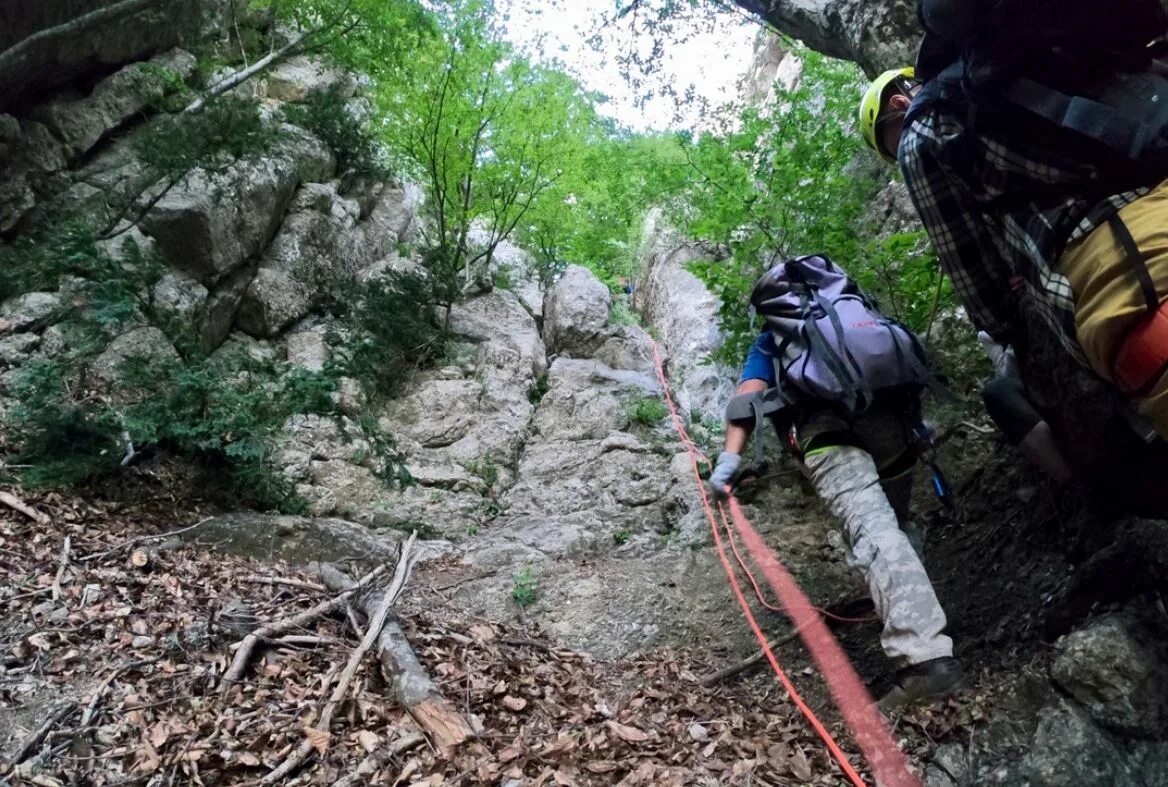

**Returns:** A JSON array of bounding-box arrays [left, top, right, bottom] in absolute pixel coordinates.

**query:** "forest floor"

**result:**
[[0, 437, 1069, 787]]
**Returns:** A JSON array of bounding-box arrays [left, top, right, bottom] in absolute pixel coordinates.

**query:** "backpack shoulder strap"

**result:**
[[1001, 77, 1166, 160]]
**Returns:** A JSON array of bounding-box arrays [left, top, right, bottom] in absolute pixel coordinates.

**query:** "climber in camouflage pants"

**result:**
[[708, 330, 966, 711]]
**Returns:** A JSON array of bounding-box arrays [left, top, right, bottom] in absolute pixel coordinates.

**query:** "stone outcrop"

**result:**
[[141, 126, 335, 285], [730, 0, 919, 75], [0, 0, 221, 112], [634, 211, 734, 422], [543, 264, 611, 355], [1051, 616, 1168, 736]]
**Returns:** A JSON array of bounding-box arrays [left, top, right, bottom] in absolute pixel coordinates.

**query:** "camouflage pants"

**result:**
[[804, 445, 953, 665]]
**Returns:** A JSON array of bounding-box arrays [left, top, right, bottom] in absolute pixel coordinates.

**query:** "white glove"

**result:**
[[707, 451, 741, 499], [977, 331, 1019, 379]]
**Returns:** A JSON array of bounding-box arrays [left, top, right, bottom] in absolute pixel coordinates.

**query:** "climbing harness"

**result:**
[[650, 339, 923, 787]]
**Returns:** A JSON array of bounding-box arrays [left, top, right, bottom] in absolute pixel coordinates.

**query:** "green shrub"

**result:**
[[333, 271, 446, 398], [511, 564, 538, 607], [626, 394, 668, 427], [282, 87, 388, 178]]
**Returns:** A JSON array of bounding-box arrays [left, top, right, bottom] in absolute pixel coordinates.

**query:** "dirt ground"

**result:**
[[0, 426, 1119, 785]]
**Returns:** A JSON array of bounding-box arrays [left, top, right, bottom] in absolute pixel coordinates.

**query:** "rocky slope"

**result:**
[[3, 7, 1168, 787]]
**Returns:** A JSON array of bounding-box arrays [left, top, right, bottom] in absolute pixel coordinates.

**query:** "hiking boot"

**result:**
[[876, 657, 967, 713]]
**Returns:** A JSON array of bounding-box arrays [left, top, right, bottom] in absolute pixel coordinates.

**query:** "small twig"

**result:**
[[273, 635, 340, 648], [261, 535, 418, 784], [333, 731, 427, 787], [80, 660, 154, 729], [10, 699, 78, 764], [0, 490, 49, 524], [50, 536, 72, 603], [80, 518, 212, 563], [240, 575, 327, 593], [432, 569, 498, 592], [699, 630, 801, 686], [221, 563, 390, 694]]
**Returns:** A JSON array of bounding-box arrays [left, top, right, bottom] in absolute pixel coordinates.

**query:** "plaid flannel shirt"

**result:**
[[898, 102, 1148, 359]]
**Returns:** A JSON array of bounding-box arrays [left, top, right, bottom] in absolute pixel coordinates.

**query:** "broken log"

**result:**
[[317, 558, 475, 753]]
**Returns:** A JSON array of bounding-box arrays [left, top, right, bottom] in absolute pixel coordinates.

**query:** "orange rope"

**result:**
[[649, 339, 921, 787], [717, 501, 879, 624]]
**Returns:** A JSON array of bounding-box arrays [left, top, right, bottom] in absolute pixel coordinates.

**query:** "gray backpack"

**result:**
[[749, 255, 934, 414]]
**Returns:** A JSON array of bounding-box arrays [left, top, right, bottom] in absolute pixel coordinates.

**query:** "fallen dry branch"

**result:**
[[10, 699, 77, 764], [221, 563, 389, 694], [263, 534, 418, 784], [0, 490, 49, 524], [334, 731, 426, 787], [50, 535, 71, 602], [241, 575, 327, 593], [79, 517, 212, 563], [699, 630, 801, 686], [318, 548, 475, 753]]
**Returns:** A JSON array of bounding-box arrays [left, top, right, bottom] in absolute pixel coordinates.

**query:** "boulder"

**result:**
[[284, 320, 329, 372], [592, 325, 656, 373], [1021, 699, 1141, 787], [141, 128, 334, 283], [30, 49, 197, 160], [0, 0, 212, 112], [543, 265, 611, 355], [151, 272, 209, 348], [264, 55, 354, 103], [0, 333, 40, 367], [88, 325, 180, 393], [448, 290, 547, 382], [0, 292, 61, 335], [235, 182, 361, 336], [1051, 616, 1168, 735], [182, 513, 402, 565]]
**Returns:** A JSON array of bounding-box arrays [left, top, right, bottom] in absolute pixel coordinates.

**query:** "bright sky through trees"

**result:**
[[497, 0, 756, 131]]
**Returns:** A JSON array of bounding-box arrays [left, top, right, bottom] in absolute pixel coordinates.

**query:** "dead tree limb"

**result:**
[[699, 630, 801, 686], [334, 731, 426, 787], [263, 535, 418, 784], [0, 490, 49, 524], [318, 552, 474, 752], [10, 699, 77, 764], [221, 563, 389, 694]]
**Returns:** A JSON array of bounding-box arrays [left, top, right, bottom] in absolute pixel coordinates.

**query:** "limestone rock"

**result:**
[[284, 320, 329, 372], [0, 0, 210, 112], [89, 326, 180, 392], [448, 290, 547, 382], [729, 0, 918, 75], [634, 212, 734, 422], [141, 128, 333, 283], [31, 49, 197, 160], [543, 265, 611, 355], [152, 272, 209, 347], [0, 333, 40, 367], [0, 292, 62, 335], [1051, 616, 1168, 735], [1021, 699, 1140, 787], [529, 358, 659, 442], [592, 325, 656, 373], [264, 56, 354, 103], [183, 513, 402, 564], [235, 182, 361, 337]]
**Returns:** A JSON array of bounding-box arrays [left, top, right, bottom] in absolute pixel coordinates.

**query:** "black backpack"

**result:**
[[910, 0, 1168, 192]]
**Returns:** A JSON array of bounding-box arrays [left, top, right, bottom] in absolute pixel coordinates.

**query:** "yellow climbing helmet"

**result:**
[[859, 66, 915, 163]]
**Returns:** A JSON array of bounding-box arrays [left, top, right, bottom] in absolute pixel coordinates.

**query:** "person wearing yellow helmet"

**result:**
[[858, 67, 917, 164], [860, 54, 1168, 448]]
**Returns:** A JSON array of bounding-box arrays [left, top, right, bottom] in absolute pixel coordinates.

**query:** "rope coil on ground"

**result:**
[[649, 339, 922, 787]]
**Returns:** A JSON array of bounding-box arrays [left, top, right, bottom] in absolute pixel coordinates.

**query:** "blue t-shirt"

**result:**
[[739, 331, 777, 385]]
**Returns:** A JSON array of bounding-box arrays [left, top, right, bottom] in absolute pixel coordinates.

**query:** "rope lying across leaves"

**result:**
[[649, 339, 922, 787]]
